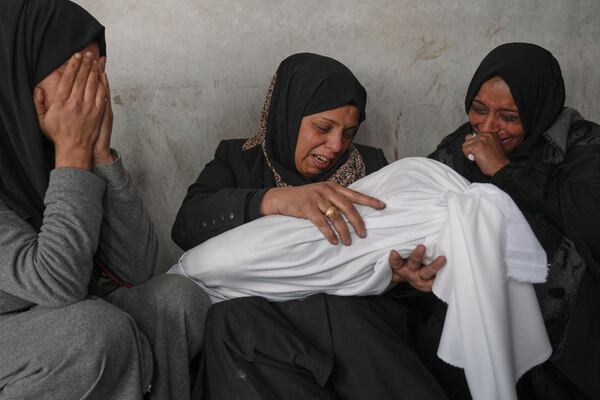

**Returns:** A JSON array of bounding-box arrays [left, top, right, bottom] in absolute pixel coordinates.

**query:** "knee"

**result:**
[[49, 299, 146, 374], [204, 297, 265, 343], [148, 274, 209, 321], [65, 299, 141, 355]]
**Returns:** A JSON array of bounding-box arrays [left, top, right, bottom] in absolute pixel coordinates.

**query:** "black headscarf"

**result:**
[[454, 42, 566, 182], [0, 0, 106, 230], [244, 53, 367, 187]]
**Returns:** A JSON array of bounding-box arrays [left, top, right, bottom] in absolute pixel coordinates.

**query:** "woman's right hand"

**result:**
[[260, 182, 386, 245], [33, 51, 107, 171]]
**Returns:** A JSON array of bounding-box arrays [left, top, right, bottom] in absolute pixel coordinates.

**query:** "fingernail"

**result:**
[[85, 51, 92, 58], [378, 201, 386, 208], [74, 53, 81, 59]]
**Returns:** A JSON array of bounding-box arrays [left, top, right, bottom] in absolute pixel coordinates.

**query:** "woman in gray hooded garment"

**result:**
[[0, 1, 206, 398]]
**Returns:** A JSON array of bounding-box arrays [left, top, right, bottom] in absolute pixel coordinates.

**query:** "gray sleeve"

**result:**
[[92, 153, 158, 285], [0, 168, 105, 309]]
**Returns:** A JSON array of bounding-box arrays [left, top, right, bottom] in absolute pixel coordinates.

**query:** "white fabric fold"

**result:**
[[169, 157, 551, 400]]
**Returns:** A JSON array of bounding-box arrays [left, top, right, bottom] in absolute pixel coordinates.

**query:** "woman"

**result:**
[[426, 42, 600, 399], [0, 1, 205, 399], [172, 53, 447, 399]]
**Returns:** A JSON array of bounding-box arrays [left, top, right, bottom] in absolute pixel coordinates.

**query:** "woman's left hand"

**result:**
[[389, 245, 446, 292], [462, 132, 510, 176], [93, 56, 114, 164]]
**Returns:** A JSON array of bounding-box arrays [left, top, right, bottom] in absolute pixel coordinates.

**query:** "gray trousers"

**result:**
[[0, 274, 207, 400]]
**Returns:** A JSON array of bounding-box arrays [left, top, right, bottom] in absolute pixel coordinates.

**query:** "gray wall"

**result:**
[[77, 0, 600, 271]]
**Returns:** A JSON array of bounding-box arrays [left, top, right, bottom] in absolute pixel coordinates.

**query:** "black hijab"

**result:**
[[244, 53, 367, 187], [0, 0, 106, 230], [454, 42, 565, 182]]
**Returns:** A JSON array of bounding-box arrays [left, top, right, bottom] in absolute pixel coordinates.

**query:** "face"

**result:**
[[468, 77, 525, 153], [34, 42, 100, 109], [294, 104, 360, 176]]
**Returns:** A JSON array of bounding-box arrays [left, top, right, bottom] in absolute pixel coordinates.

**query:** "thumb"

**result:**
[[33, 87, 47, 119]]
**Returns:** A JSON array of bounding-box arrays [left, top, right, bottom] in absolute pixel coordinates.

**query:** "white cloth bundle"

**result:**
[[170, 157, 551, 400]]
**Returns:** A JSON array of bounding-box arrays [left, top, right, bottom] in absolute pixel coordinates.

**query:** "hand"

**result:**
[[389, 245, 446, 292], [260, 182, 386, 245], [462, 132, 510, 176], [93, 57, 114, 164], [34, 51, 107, 170]]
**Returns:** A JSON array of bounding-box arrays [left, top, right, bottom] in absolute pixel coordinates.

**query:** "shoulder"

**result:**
[[568, 119, 600, 147], [213, 139, 262, 164], [353, 143, 388, 173], [428, 122, 471, 165]]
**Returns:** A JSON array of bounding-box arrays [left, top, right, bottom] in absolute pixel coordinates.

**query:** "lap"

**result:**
[[205, 294, 447, 400], [0, 297, 153, 398]]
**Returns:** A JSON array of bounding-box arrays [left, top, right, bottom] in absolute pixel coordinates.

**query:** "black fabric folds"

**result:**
[[265, 53, 367, 186], [0, 0, 106, 230]]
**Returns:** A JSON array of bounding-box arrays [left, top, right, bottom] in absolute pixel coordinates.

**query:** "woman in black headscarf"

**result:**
[[0, 1, 205, 399], [172, 53, 447, 399], [425, 42, 600, 399]]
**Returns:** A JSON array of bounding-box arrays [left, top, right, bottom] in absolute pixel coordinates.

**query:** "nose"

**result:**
[[324, 130, 344, 154], [479, 113, 500, 134]]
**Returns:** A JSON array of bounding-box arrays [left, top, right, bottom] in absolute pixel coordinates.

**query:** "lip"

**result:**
[[310, 153, 334, 170]]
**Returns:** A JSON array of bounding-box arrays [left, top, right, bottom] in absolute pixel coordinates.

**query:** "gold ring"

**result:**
[[324, 206, 339, 219], [418, 269, 431, 281]]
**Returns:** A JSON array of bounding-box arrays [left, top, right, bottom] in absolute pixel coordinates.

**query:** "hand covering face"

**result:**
[[243, 53, 368, 187], [0, 0, 106, 230]]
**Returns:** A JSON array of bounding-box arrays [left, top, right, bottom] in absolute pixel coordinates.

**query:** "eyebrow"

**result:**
[[316, 117, 358, 131], [472, 99, 519, 114]]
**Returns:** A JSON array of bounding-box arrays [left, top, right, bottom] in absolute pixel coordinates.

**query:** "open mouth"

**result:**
[[311, 154, 333, 169]]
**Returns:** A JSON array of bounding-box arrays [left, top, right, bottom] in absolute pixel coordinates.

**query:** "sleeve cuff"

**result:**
[[93, 150, 130, 190], [245, 188, 270, 222], [48, 167, 106, 202], [490, 162, 518, 189]]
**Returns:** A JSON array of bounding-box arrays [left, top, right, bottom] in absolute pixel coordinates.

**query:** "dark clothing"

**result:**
[[428, 108, 600, 399], [171, 139, 388, 250], [200, 294, 446, 400]]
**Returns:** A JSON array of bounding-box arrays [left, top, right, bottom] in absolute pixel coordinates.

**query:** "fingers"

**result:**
[[406, 244, 426, 271], [309, 212, 339, 245], [55, 52, 82, 102], [388, 246, 444, 292], [342, 187, 386, 210], [70, 52, 95, 102], [418, 255, 446, 281], [94, 78, 108, 113], [84, 60, 100, 107], [33, 87, 46, 118], [326, 209, 352, 245], [330, 186, 384, 239]]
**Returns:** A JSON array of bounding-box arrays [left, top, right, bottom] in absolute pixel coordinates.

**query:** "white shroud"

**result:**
[[170, 157, 552, 400]]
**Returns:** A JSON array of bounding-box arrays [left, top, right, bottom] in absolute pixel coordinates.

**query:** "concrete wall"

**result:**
[[76, 0, 600, 271]]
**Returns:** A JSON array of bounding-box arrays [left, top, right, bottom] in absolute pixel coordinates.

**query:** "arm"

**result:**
[[0, 169, 105, 308], [93, 153, 158, 285], [172, 141, 269, 250]]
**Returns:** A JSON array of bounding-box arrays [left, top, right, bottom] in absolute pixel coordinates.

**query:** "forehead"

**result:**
[[309, 105, 360, 124], [475, 77, 518, 110]]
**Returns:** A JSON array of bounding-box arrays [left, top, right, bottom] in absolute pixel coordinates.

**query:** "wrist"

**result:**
[[260, 187, 281, 215], [94, 149, 115, 164], [54, 146, 94, 171], [489, 159, 510, 176]]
